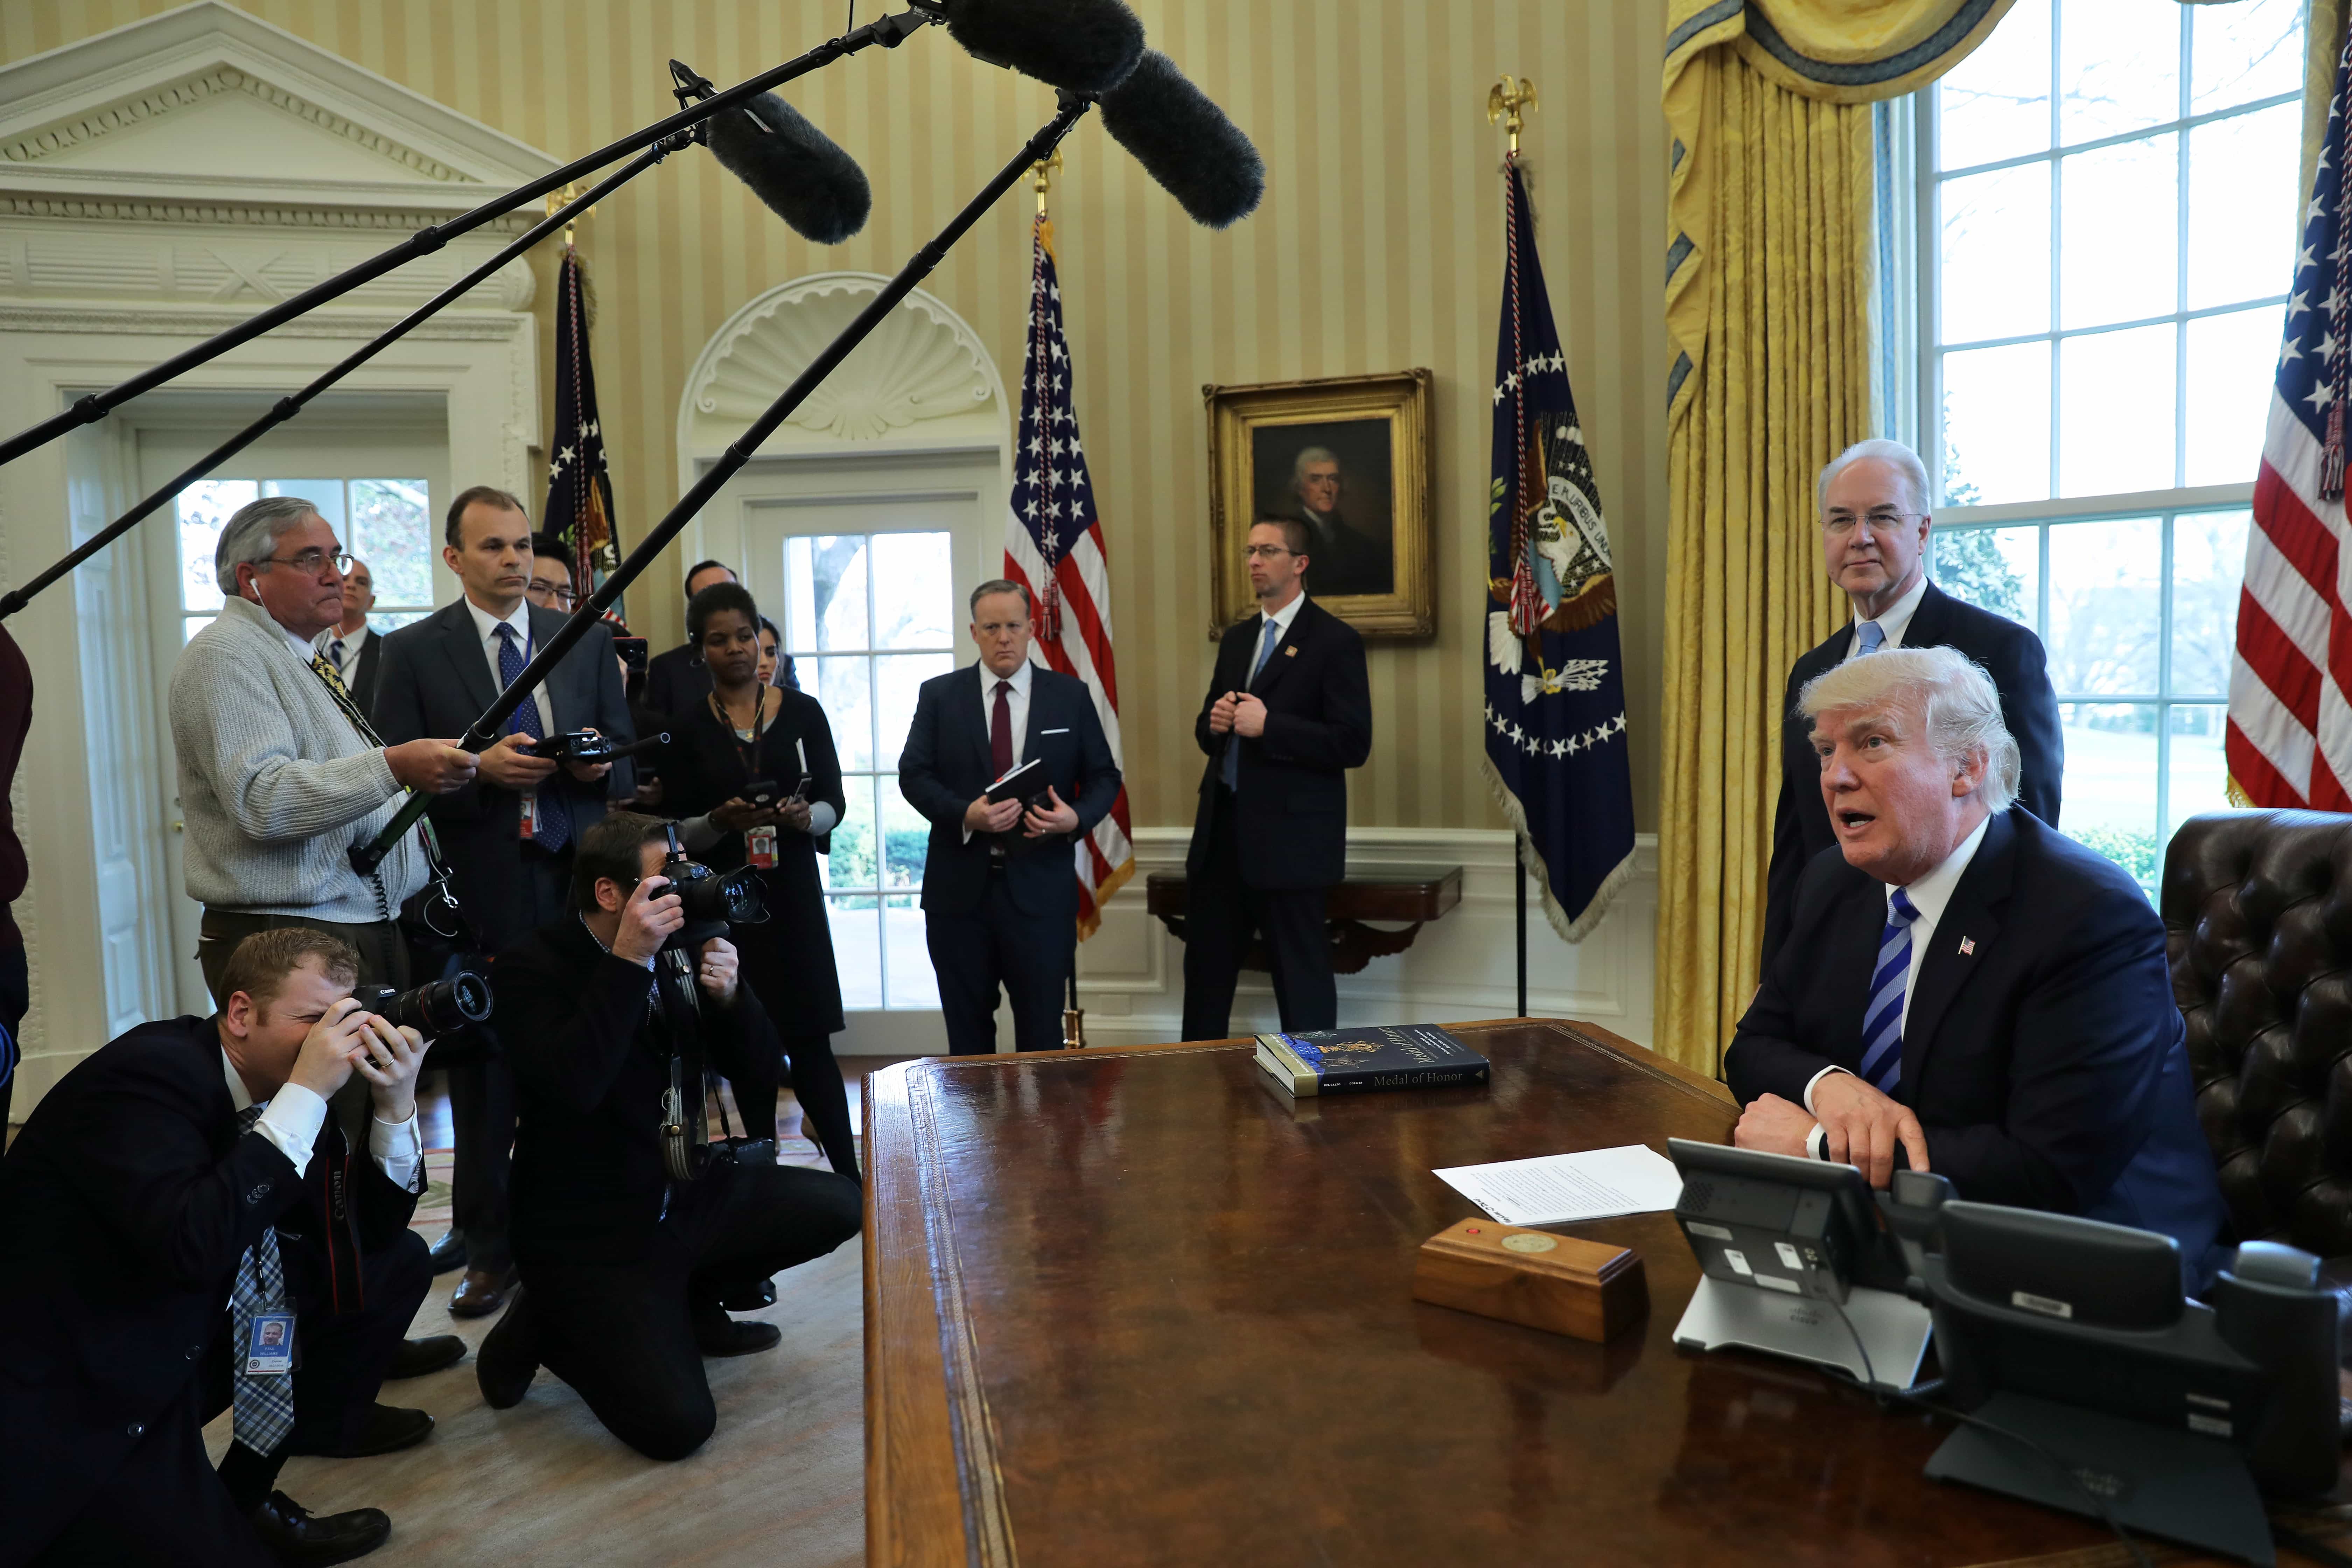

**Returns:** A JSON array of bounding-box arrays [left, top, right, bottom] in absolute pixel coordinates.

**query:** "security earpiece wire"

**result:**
[[0, 142, 676, 624], [351, 93, 1098, 877], [0, 6, 936, 474], [1825, 1296, 2154, 1568]]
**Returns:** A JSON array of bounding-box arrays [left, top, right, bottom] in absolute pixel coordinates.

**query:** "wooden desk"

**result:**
[[1142, 863, 1463, 973], [863, 1020, 2352, 1567]]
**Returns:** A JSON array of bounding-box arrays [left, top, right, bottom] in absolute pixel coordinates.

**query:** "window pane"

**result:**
[[176, 479, 257, 613], [348, 479, 431, 606], [800, 536, 869, 652], [2183, 307, 2282, 487], [878, 778, 928, 891], [2190, 0, 2301, 114], [1931, 525, 2039, 628], [2059, 0, 2180, 145], [827, 774, 877, 891], [183, 615, 213, 643], [869, 532, 956, 649], [1937, 0, 2052, 166], [2059, 136, 2177, 330], [884, 894, 938, 1009], [828, 896, 882, 1010], [2058, 324, 2177, 495], [875, 652, 953, 772], [2059, 702, 2162, 885], [2186, 104, 2299, 316], [262, 478, 344, 532], [2166, 704, 2231, 834], [782, 537, 819, 653], [1942, 340, 2051, 503], [2170, 510, 2249, 695], [2047, 517, 2162, 693], [1941, 163, 2052, 344], [369, 609, 430, 635], [816, 656, 873, 771]]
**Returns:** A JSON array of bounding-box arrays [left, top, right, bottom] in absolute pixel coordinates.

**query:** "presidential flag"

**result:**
[[1483, 156, 1636, 942], [544, 246, 621, 607], [1003, 213, 1134, 938], [2231, 26, 2352, 811]]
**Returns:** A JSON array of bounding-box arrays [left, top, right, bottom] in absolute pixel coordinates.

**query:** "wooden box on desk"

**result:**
[[1411, 1218, 1647, 1343]]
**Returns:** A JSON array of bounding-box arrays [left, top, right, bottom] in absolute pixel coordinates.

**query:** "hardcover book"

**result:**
[[1254, 1024, 1490, 1097]]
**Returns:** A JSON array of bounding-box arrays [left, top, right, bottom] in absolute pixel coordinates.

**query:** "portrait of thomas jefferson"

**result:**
[[1252, 421, 1396, 599]]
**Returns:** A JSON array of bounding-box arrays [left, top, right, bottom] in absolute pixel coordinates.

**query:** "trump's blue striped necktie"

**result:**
[[1856, 887, 1920, 1095]]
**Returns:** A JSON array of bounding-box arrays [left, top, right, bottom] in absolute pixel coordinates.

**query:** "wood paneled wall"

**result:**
[[2, 0, 1670, 834]]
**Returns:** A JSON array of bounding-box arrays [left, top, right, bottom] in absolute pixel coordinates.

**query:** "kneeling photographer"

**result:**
[[476, 812, 860, 1461]]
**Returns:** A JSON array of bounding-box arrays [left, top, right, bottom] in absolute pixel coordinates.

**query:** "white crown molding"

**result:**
[[0, 303, 528, 342], [0, 196, 538, 234], [0, 0, 558, 216]]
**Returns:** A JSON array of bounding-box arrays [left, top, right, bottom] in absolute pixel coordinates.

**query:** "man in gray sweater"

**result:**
[[171, 495, 477, 999]]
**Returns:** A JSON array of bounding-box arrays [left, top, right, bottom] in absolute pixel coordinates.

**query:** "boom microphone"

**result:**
[[700, 82, 873, 244], [909, 0, 1144, 95], [1098, 50, 1264, 229]]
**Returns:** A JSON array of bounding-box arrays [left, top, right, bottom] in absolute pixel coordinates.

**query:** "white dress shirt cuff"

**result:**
[[1802, 1064, 1850, 1118], [804, 800, 838, 835], [369, 1110, 424, 1194], [1806, 1122, 1829, 1161], [252, 1083, 328, 1176]]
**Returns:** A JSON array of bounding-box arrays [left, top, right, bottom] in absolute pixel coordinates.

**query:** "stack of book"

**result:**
[[1253, 1024, 1490, 1097]]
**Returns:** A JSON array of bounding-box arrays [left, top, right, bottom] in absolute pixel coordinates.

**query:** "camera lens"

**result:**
[[357, 972, 494, 1037]]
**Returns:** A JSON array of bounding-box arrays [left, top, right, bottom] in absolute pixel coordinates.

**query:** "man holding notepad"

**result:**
[[898, 580, 1121, 1056]]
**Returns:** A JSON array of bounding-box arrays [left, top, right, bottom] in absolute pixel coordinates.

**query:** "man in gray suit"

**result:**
[[373, 484, 636, 1318]]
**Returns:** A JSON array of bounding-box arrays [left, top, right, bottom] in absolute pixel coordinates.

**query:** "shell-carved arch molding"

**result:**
[[682, 273, 1002, 450]]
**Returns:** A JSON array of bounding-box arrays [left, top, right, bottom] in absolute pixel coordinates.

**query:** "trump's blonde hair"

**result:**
[[1798, 645, 2019, 813]]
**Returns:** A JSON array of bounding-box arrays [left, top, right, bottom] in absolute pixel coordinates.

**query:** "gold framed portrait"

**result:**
[[1202, 369, 1434, 640]]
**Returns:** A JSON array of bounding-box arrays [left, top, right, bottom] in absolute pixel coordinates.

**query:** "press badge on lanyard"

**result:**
[[518, 792, 539, 840], [246, 1311, 297, 1375], [747, 825, 778, 869]]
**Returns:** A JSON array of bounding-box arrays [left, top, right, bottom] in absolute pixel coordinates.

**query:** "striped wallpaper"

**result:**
[[1, 0, 1671, 838]]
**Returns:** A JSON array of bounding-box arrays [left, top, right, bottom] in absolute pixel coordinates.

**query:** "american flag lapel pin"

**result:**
[[1284, 644, 1298, 657], [1958, 936, 1976, 956]]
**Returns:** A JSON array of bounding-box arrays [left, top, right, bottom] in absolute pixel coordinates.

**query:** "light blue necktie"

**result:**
[[229, 1103, 296, 1455], [1856, 887, 1920, 1095], [1854, 620, 1886, 655], [1220, 616, 1282, 792]]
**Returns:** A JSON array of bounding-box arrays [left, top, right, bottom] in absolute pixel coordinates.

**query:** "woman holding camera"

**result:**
[[659, 582, 857, 1182]]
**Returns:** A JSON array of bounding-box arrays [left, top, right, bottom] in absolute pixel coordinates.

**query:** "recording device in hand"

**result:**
[[649, 822, 768, 947], [354, 971, 493, 1037], [528, 729, 669, 763], [648, 823, 769, 1182], [614, 635, 649, 680], [742, 778, 784, 809]]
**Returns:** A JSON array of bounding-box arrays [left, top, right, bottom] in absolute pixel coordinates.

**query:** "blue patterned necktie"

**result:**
[[328, 638, 345, 674], [1854, 620, 1886, 655], [1856, 887, 1920, 1095], [229, 1104, 297, 1455], [495, 623, 571, 850], [1221, 616, 1282, 792]]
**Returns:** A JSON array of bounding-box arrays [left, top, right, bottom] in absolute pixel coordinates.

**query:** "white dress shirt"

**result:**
[[313, 623, 372, 685], [463, 596, 556, 736], [222, 1047, 423, 1191], [1253, 589, 1308, 660], [1803, 811, 1995, 1154], [1839, 571, 1928, 663]]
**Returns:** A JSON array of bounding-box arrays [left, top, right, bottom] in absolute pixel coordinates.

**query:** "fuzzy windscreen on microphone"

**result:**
[[1099, 51, 1265, 230], [930, 0, 1145, 96], [706, 91, 872, 245]]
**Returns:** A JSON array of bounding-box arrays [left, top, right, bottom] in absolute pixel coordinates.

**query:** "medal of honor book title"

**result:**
[[1255, 1025, 1490, 1097]]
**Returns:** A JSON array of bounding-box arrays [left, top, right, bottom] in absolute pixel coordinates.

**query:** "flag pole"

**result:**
[[1491, 75, 1536, 1019], [1035, 143, 1086, 1051]]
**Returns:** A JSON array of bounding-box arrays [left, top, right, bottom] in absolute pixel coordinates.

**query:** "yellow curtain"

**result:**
[[2304, 0, 2348, 210], [1653, 0, 2009, 1076]]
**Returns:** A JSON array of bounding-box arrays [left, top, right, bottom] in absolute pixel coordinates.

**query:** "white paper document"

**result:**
[[1432, 1144, 1685, 1227]]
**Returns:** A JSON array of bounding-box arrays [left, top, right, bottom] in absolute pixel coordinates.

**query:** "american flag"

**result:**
[[2233, 26, 2352, 811], [544, 246, 621, 609], [1004, 214, 1133, 937]]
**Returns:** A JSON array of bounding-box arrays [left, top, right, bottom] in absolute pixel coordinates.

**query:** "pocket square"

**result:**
[[1040, 727, 1070, 735]]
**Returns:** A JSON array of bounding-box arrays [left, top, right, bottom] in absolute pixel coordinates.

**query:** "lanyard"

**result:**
[[710, 686, 771, 780]]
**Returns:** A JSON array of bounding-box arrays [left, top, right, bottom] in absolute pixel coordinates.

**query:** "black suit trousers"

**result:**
[[29, 1228, 427, 1567], [511, 1161, 861, 1461], [1181, 788, 1335, 1040], [925, 871, 1071, 1055]]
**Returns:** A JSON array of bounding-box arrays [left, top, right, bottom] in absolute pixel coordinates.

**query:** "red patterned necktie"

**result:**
[[990, 680, 1013, 776]]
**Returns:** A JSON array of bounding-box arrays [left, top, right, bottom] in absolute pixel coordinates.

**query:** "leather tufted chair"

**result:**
[[2163, 809, 2352, 1256]]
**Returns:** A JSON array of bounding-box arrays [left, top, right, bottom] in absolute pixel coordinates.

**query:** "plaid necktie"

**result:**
[[1856, 887, 1920, 1095], [229, 1104, 297, 1455], [495, 624, 571, 851]]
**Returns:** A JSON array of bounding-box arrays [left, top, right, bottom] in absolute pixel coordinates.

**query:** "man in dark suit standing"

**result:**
[[0, 928, 440, 1566], [1727, 648, 2226, 1284], [640, 560, 798, 716], [312, 556, 383, 716], [898, 580, 1121, 1055], [1181, 518, 1373, 1041], [1762, 440, 2062, 974], [373, 484, 635, 1320]]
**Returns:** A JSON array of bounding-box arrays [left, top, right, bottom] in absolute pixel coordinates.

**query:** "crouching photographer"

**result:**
[[0, 929, 453, 1567], [475, 812, 860, 1461]]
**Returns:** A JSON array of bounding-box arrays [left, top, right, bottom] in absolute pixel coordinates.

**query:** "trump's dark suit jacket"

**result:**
[[1762, 581, 2063, 971], [0, 1016, 416, 1561], [372, 600, 635, 951], [897, 662, 1121, 920], [1189, 597, 1372, 891], [1728, 810, 2227, 1275]]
